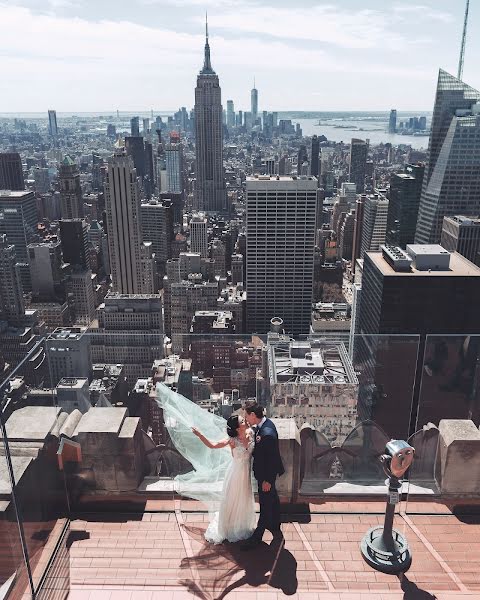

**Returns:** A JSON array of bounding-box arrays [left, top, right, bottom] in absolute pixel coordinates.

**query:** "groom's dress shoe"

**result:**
[[240, 538, 260, 551]]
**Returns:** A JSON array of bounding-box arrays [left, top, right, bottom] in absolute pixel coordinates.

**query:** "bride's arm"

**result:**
[[192, 427, 230, 449]]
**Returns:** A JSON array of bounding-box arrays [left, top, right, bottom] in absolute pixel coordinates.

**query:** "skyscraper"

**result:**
[[310, 135, 320, 178], [441, 215, 480, 266], [0, 234, 25, 324], [0, 153, 24, 191], [165, 132, 183, 194], [360, 192, 389, 257], [246, 175, 317, 336], [130, 116, 140, 137], [387, 163, 425, 248], [388, 109, 397, 134], [251, 80, 258, 125], [105, 150, 153, 294], [415, 70, 480, 244], [59, 219, 90, 270], [194, 20, 227, 213], [226, 100, 235, 129], [349, 138, 368, 193], [48, 110, 58, 138], [59, 155, 84, 219], [0, 190, 38, 290], [190, 212, 208, 258]]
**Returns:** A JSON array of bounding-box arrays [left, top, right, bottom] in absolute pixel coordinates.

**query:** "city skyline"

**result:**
[[1, 0, 479, 112]]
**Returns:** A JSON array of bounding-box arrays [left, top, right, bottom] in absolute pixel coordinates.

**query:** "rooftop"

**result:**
[[58, 500, 480, 600], [368, 250, 480, 277], [269, 339, 357, 385]]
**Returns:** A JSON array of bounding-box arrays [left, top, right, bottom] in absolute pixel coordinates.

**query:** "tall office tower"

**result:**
[[58, 155, 84, 219], [144, 140, 155, 198], [105, 150, 151, 294], [68, 268, 96, 325], [310, 135, 320, 177], [386, 163, 425, 249], [236, 111, 243, 128], [211, 238, 226, 277], [0, 234, 25, 324], [0, 153, 24, 190], [340, 182, 358, 206], [92, 292, 163, 384], [92, 153, 104, 191], [246, 176, 317, 336], [0, 190, 38, 291], [155, 130, 168, 192], [48, 110, 58, 138], [357, 245, 480, 434], [130, 116, 140, 137], [349, 138, 368, 193], [251, 80, 258, 124], [297, 145, 308, 175], [140, 199, 174, 266], [360, 192, 389, 257], [59, 219, 90, 269], [125, 136, 146, 179], [339, 210, 356, 260], [415, 70, 480, 244], [351, 195, 365, 270], [194, 21, 227, 213], [142, 118, 150, 136], [441, 215, 480, 266], [28, 241, 66, 302], [164, 253, 218, 350], [320, 148, 334, 193], [388, 109, 397, 134], [88, 220, 110, 276], [165, 132, 183, 194], [190, 212, 208, 257], [46, 327, 92, 387], [231, 253, 243, 284], [226, 100, 235, 128], [34, 167, 51, 194]]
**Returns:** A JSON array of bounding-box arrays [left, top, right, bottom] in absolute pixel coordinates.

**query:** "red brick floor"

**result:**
[[39, 502, 480, 599]]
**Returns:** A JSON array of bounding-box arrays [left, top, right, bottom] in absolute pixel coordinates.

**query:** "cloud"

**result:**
[[392, 4, 454, 23], [0, 3, 437, 111], [205, 5, 406, 50]]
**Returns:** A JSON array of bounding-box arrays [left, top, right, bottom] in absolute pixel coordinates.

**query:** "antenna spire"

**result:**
[[201, 12, 213, 73], [458, 0, 470, 80]]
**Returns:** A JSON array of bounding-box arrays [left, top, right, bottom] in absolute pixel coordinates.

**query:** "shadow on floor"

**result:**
[[180, 525, 298, 600], [399, 574, 437, 599]]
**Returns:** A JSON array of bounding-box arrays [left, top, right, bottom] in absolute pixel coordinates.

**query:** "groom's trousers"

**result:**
[[252, 481, 281, 541]]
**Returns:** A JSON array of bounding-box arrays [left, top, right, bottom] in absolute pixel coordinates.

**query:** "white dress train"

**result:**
[[205, 435, 256, 544]]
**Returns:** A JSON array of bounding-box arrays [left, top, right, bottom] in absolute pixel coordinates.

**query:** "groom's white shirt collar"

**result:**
[[257, 416, 267, 430]]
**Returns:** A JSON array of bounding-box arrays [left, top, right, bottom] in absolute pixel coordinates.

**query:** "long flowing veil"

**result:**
[[155, 383, 231, 512]]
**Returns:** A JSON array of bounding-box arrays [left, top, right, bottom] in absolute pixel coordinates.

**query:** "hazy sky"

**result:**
[[1, 0, 479, 112]]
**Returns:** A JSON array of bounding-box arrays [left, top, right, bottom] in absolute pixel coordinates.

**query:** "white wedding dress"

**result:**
[[155, 383, 256, 544], [205, 435, 256, 544]]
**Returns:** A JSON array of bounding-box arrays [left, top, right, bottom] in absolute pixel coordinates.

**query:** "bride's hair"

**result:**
[[226, 415, 241, 438]]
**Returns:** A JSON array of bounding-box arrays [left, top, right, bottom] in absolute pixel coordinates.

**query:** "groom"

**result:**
[[243, 404, 285, 550]]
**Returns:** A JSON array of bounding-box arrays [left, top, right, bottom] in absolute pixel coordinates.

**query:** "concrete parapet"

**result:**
[[73, 408, 145, 493], [271, 418, 300, 502], [438, 419, 480, 495]]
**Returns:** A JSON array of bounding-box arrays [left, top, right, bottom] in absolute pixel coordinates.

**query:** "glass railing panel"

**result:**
[[0, 337, 70, 595], [410, 334, 480, 502], [295, 334, 419, 496], [0, 448, 33, 600]]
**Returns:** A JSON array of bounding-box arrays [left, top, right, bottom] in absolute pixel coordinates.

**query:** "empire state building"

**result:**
[[194, 21, 227, 214]]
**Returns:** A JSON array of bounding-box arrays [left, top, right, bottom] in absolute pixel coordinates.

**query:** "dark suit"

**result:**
[[252, 418, 285, 541]]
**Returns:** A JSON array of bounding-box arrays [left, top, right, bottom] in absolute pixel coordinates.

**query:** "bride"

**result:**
[[156, 383, 256, 544]]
